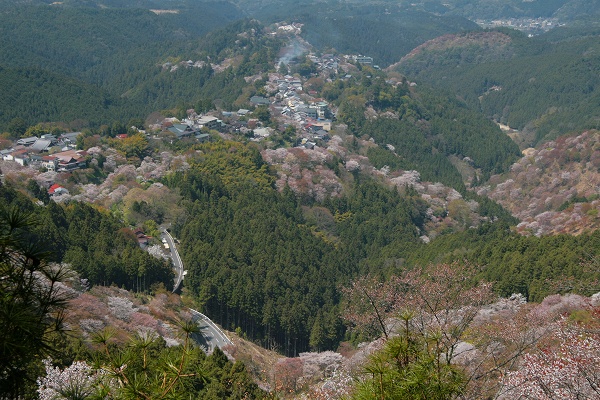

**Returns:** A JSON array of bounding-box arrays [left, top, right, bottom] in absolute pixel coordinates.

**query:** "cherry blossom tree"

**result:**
[[107, 296, 138, 322], [37, 359, 107, 400], [498, 317, 600, 399], [341, 274, 400, 340], [273, 357, 304, 395], [342, 262, 500, 399], [342, 262, 495, 345], [301, 364, 354, 400]]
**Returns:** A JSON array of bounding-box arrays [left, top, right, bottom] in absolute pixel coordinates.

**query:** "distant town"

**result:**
[[475, 17, 563, 35]]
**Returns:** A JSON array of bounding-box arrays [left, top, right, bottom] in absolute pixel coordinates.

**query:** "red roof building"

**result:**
[[48, 184, 69, 196]]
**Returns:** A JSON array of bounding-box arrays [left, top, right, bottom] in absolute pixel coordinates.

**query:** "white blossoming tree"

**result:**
[[37, 359, 107, 400], [498, 318, 600, 399]]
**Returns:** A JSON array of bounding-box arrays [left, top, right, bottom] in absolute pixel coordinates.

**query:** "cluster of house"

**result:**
[[306, 52, 376, 72], [477, 17, 561, 34], [346, 54, 376, 67], [2, 132, 88, 172], [155, 50, 379, 146], [307, 53, 341, 72], [265, 73, 333, 147], [162, 112, 220, 141], [155, 108, 270, 141], [225, 115, 274, 139], [273, 22, 303, 35], [262, 51, 380, 146]]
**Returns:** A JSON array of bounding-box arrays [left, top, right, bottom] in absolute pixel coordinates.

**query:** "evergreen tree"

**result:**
[[0, 206, 73, 397]]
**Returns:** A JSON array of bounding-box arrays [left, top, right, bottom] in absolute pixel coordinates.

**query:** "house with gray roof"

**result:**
[[167, 124, 199, 139], [60, 132, 82, 144], [250, 96, 270, 106], [17, 137, 38, 146], [30, 139, 53, 153], [197, 116, 220, 130]]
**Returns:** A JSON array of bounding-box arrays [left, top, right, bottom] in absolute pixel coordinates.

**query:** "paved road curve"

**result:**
[[189, 309, 234, 352]]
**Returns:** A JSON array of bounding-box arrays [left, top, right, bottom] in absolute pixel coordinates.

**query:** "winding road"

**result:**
[[160, 228, 233, 351], [161, 228, 184, 293]]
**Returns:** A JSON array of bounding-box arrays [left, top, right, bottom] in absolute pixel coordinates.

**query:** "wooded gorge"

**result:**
[[394, 28, 600, 146]]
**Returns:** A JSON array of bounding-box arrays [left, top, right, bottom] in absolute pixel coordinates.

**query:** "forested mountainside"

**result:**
[[300, 10, 477, 68], [392, 27, 600, 147], [0, 67, 128, 128], [330, 77, 521, 185], [0, 185, 173, 291], [0, 0, 482, 130], [0, 5, 278, 129], [482, 130, 600, 236], [5, 129, 600, 397], [238, 1, 480, 67], [163, 138, 510, 356], [0, 1, 595, 132], [231, 0, 600, 21], [0, 3, 234, 79], [0, 0, 244, 33]]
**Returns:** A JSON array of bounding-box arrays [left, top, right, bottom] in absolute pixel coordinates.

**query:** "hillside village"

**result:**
[[2, 36, 596, 244], [0, 47, 491, 248], [0, 48, 374, 193]]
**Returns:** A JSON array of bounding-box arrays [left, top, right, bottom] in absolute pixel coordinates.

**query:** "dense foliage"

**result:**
[[0, 66, 125, 129], [384, 222, 600, 302], [440, 0, 600, 21], [0, 4, 281, 130], [0, 184, 173, 292], [165, 141, 432, 355], [344, 262, 494, 399], [49, 328, 267, 399], [332, 75, 521, 187], [58, 202, 174, 291], [4, 1, 600, 398], [230, 0, 600, 22], [238, 0, 479, 67], [0, 206, 73, 397], [395, 28, 600, 146], [299, 7, 478, 67]]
